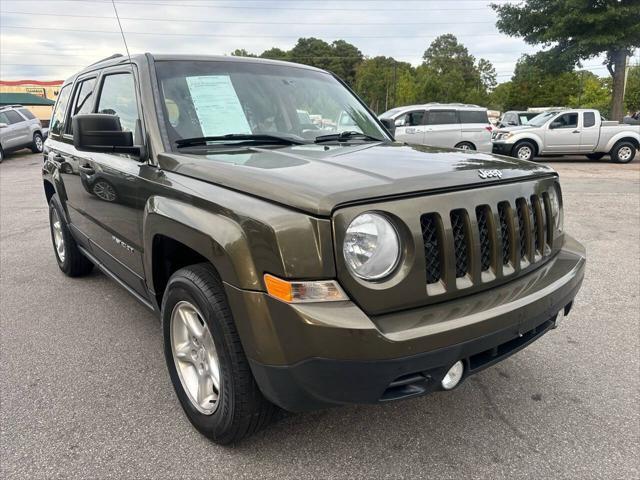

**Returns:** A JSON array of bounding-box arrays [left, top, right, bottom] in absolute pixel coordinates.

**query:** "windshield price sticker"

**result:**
[[186, 75, 251, 137]]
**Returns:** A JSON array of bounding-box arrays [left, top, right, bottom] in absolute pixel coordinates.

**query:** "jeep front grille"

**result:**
[[450, 209, 470, 278], [420, 186, 556, 290], [476, 205, 493, 272], [420, 213, 442, 284]]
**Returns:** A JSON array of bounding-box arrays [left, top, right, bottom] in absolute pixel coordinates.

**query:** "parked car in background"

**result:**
[[379, 103, 493, 152], [623, 112, 639, 125], [498, 111, 541, 128], [0, 104, 45, 162], [492, 109, 640, 163]]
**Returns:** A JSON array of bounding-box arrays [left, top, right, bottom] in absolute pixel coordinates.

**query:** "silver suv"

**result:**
[[379, 103, 493, 152], [0, 105, 45, 163]]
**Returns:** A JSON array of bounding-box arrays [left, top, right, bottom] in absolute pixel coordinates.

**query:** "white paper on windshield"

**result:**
[[186, 75, 251, 137]]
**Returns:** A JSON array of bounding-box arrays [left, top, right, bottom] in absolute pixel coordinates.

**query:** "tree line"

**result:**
[[232, 0, 639, 119], [232, 35, 638, 117]]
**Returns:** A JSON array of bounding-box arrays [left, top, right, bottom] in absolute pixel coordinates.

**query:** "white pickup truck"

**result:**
[[491, 109, 640, 163]]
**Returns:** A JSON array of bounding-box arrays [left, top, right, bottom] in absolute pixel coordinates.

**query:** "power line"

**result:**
[[0, 25, 504, 38], [5, 0, 511, 11], [1, 11, 496, 24]]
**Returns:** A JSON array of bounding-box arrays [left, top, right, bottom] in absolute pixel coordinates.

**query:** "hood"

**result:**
[[495, 125, 536, 134], [158, 143, 555, 216]]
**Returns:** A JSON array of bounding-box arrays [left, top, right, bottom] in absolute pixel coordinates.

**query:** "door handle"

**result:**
[[51, 153, 64, 162], [572, 130, 580, 134], [79, 163, 95, 175]]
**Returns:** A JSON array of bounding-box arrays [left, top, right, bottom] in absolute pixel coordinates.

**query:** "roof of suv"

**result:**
[[380, 103, 487, 119], [65, 53, 327, 84]]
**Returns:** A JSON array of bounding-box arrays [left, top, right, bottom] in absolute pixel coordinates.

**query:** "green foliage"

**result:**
[[625, 66, 640, 113], [491, 0, 640, 119], [231, 35, 623, 115], [230, 49, 256, 58]]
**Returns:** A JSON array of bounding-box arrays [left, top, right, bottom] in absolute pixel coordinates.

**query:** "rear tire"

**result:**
[[162, 263, 276, 444], [610, 141, 636, 164], [0, 147, 4, 163], [48, 194, 93, 276], [455, 141, 475, 151], [512, 141, 536, 162], [586, 153, 605, 160], [31, 132, 44, 153]]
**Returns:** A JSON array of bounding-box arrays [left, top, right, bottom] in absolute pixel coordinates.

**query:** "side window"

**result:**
[[427, 110, 458, 125], [3, 110, 25, 124], [18, 108, 36, 120], [459, 110, 489, 124], [50, 84, 72, 137], [552, 113, 578, 129], [96, 73, 139, 136], [398, 110, 425, 126], [0, 112, 9, 124], [583, 112, 596, 128], [68, 78, 97, 134]]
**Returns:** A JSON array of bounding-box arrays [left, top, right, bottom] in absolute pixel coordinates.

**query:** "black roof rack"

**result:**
[[87, 53, 124, 67]]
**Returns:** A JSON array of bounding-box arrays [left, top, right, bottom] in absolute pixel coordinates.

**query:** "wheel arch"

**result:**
[[606, 135, 640, 152], [512, 138, 540, 157], [143, 196, 261, 307], [43, 179, 56, 204]]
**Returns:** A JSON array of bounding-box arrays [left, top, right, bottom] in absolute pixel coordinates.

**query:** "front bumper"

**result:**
[[225, 235, 586, 411], [492, 141, 514, 155]]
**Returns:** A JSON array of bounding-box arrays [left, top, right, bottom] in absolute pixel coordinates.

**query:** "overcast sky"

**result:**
[[0, 0, 633, 82]]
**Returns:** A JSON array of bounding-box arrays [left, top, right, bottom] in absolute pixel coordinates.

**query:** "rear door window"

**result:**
[[583, 112, 596, 128], [50, 84, 72, 137], [3, 110, 24, 124], [97, 72, 140, 137], [459, 110, 488, 124], [426, 110, 458, 125], [18, 108, 36, 120]]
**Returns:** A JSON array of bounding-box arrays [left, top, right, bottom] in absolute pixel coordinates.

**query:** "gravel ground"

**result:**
[[1, 151, 639, 480]]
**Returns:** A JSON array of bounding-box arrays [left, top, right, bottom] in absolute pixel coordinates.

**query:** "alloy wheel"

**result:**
[[170, 301, 221, 415], [618, 146, 632, 162], [51, 208, 66, 263]]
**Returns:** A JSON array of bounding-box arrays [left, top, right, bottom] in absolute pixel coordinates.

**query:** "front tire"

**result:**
[[512, 141, 536, 162], [610, 141, 636, 164], [48, 194, 93, 276], [162, 263, 275, 444], [31, 132, 44, 153]]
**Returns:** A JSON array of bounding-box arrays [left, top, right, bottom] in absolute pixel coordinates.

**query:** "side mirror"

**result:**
[[549, 121, 562, 129], [0, 123, 8, 128], [507, 121, 517, 126], [72, 114, 140, 155], [394, 118, 406, 127]]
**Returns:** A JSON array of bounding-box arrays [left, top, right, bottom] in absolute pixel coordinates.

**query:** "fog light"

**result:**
[[441, 360, 464, 390]]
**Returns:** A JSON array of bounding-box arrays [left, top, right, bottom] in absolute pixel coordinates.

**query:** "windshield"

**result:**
[[155, 60, 388, 149], [527, 111, 558, 127]]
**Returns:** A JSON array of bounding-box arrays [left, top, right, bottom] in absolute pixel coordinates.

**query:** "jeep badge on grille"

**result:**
[[478, 169, 503, 179]]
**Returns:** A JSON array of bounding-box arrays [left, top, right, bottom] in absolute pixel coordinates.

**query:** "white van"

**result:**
[[380, 103, 493, 152]]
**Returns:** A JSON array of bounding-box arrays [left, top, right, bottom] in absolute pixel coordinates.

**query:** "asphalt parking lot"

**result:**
[[1, 150, 639, 479]]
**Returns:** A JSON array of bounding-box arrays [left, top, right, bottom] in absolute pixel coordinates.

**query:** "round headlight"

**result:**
[[548, 185, 563, 231], [343, 213, 400, 280]]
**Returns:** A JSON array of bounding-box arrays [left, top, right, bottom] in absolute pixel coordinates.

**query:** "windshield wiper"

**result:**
[[313, 131, 385, 144], [176, 133, 305, 148]]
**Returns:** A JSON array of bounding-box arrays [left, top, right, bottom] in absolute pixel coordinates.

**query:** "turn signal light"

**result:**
[[264, 274, 348, 303]]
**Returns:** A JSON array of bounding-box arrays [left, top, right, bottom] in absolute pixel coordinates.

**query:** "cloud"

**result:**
[[0, 0, 621, 81]]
